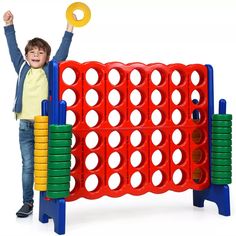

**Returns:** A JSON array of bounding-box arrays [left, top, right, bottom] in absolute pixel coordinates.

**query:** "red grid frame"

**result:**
[[58, 61, 210, 201]]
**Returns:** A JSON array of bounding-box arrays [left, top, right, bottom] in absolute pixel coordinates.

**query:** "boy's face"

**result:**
[[26, 46, 48, 69]]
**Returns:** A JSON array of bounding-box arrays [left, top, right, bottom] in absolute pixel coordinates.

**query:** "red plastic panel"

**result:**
[[58, 61, 210, 201]]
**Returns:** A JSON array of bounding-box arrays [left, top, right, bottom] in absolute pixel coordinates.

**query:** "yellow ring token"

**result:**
[[34, 116, 48, 123], [66, 2, 91, 27], [35, 170, 47, 178], [34, 156, 48, 164]]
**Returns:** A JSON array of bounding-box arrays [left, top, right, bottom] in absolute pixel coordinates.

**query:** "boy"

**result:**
[[3, 10, 74, 217]]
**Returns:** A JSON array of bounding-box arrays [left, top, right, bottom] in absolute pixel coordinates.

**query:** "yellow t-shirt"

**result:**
[[17, 68, 48, 120]]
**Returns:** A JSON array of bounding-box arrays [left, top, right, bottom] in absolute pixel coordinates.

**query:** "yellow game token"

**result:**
[[34, 156, 48, 164], [35, 136, 48, 143], [34, 116, 48, 123], [34, 129, 48, 137], [34, 163, 48, 171], [66, 2, 91, 27], [34, 149, 48, 157], [35, 184, 47, 191], [35, 177, 47, 184], [35, 142, 48, 150], [34, 122, 48, 130], [34, 170, 47, 178]]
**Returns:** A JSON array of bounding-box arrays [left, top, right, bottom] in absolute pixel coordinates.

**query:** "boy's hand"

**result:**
[[3, 10, 13, 26], [66, 14, 77, 32]]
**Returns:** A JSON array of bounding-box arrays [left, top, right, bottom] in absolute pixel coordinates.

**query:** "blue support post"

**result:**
[[38, 60, 67, 234], [193, 65, 231, 216]]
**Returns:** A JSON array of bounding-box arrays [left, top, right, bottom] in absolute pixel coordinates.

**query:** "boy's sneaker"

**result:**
[[16, 203, 33, 218]]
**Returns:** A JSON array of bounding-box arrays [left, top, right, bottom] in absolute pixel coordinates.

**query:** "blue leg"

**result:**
[[39, 192, 66, 235], [193, 184, 230, 216]]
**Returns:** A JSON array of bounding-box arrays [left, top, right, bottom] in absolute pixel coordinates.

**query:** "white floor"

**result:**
[[2, 190, 236, 236]]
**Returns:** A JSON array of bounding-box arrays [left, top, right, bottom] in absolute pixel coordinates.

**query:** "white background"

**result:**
[[0, 0, 235, 235]]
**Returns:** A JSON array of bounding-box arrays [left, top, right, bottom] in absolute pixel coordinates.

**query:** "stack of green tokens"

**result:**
[[211, 114, 232, 185], [47, 124, 72, 198]]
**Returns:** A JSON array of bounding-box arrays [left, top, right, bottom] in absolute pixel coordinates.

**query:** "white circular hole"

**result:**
[[86, 68, 99, 85], [108, 89, 121, 106], [130, 151, 143, 168], [108, 69, 121, 86], [130, 109, 142, 126], [71, 133, 76, 148], [152, 170, 163, 186], [74, 9, 85, 20], [108, 110, 121, 127], [172, 109, 182, 125], [151, 130, 162, 146], [151, 89, 162, 105], [131, 171, 143, 188], [108, 173, 121, 190], [85, 110, 99, 127], [66, 110, 76, 126], [70, 176, 76, 192], [70, 154, 76, 170], [171, 70, 182, 85], [171, 89, 182, 105], [62, 89, 76, 106], [172, 129, 183, 145], [108, 152, 121, 169], [62, 67, 76, 85], [130, 89, 142, 106], [151, 70, 162, 85], [85, 89, 99, 107], [108, 131, 121, 148], [173, 169, 183, 185], [151, 109, 162, 126], [130, 130, 143, 147], [172, 149, 183, 165], [191, 90, 201, 103], [85, 174, 99, 192], [191, 71, 200, 86], [85, 153, 99, 170], [85, 131, 99, 149], [152, 150, 163, 166], [130, 69, 142, 85]]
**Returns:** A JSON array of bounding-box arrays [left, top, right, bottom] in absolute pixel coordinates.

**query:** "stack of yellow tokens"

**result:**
[[34, 116, 49, 191]]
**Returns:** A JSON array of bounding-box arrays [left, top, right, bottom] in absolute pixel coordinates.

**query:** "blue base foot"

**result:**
[[39, 192, 66, 235], [193, 184, 230, 216]]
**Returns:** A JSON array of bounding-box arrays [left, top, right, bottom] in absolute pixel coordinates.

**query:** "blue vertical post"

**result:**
[[38, 60, 67, 235], [193, 65, 230, 216]]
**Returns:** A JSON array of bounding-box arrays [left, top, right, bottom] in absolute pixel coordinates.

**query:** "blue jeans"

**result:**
[[19, 120, 34, 204]]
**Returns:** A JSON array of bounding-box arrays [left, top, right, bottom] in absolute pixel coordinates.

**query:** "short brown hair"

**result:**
[[25, 37, 51, 58]]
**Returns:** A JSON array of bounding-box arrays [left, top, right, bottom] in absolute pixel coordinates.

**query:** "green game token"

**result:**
[[212, 139, 232, 146], [212, 120, 232, 127], [49, 132, 72, 140], [47, 190, 70, 199], [48, 161, 71, 169], [48, 154, 71, 162], [212, 152, 231, 159], [48, 147, 71, 155], [211, 177, 231, 185], [212, 146, 232, 153], [47, 175, 70, 184], [211, 171, 232, 178], [47, 183, 70, 191], [212, 114, 232, 121], [212, 133, 232, 140], [212, 159, 232, 166], [48, 168, 71, 177], [212, 127, 232, 134], [49, 139, 72, 147], [49, 124, 72, 133], [212, 165, 231, 172]]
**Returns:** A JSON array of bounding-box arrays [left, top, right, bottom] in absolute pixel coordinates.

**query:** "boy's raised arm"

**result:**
[[3, 11, 25, 74]]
